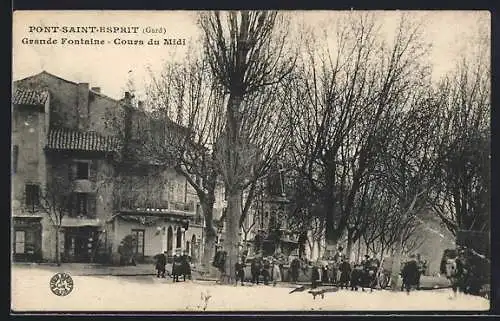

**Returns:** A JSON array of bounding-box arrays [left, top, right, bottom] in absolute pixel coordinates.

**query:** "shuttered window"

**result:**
[[15, 230, 25, 254], [87, 193, 97, 218], [25, 184, 40, 208], [76, 161, 89, 179]]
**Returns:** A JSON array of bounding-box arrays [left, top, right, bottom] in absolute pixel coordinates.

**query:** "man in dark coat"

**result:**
[[235, 257, 246, 286], [290, 258, 300, 283], [251, 257, 263, 284], [338, 258, 352, 289], [401, 255, 419, 294], [311, 263, 321, 289], [262, 258, 271, 285], [154, 251, 167, 278], [172, 252, 183, 282], [180, 253, 192, 281], [350, 265, 364, 291]]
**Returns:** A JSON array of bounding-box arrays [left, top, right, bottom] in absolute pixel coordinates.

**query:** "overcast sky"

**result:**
[[12, 10, 490, 101]]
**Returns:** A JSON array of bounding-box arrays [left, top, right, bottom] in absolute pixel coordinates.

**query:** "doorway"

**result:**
[[63, 227, 98, 263]]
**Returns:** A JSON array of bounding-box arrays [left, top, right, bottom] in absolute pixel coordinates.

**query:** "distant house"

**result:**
[[12, 71, 205, 264]]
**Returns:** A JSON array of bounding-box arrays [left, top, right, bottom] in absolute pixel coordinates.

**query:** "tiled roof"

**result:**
[[47, 128, 121, 153], [13, 88, 49, 106]]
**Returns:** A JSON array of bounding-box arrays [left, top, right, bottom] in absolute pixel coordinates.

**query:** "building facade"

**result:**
[[12, 71, 205, 264]]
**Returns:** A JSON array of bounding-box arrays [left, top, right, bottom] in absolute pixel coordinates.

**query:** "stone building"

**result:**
[[12, 71, 205, 264]]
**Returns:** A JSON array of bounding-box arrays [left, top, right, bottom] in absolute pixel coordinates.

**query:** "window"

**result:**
[[131, 229, 145, 256], [12, 145, 18, 174], [15, 230, 25, 254], [76, 161, 89, 179], [25, 184, 40, 208], [75, 193, 88, 216]]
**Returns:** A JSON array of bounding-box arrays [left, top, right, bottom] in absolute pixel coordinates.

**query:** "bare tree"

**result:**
[[428, 26, 490, 237], [198, 11, 297, 283], [287, 13, 432, 259], [144, 50, 227, 268], [24, 172, 72, 266]]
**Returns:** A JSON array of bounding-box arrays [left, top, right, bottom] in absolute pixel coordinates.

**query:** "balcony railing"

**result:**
[[119, 199, 196, 214]]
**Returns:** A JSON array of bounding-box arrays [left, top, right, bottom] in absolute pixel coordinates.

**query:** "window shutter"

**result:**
[[90, 160, 98, 181], [67, 193, 75, 217], [87, 193, 97, 218]]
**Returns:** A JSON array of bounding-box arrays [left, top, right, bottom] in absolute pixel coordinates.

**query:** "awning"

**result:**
[[61, 217, 102, 227]]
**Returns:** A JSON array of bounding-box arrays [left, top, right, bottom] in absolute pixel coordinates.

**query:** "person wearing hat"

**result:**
[[361, 254, 371, 271], [401, 254, 419, 294], [154, 251, 167, 278]]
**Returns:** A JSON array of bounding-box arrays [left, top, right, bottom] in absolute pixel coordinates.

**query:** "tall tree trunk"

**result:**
[[200, 196, 217, 269], [357, 238, 362, 262], [316, 239, 322, 259], [202, 227, 217, 269], [346, 229, 354, 262], [223, 192, 241, 284], [390, 234, 403, 291], [55, 226, 61, 266], [325, 164, 339, 248]]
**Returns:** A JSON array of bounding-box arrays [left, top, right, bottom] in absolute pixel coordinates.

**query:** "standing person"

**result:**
[[235, 256, 246, 286], [181, 251, 192, 281], [290, 257, 300, 283], [251, 256, 262, 285], [271, 258, 282, 286], [333, 246, 345, 283], [323, 264, 330, 284], [401, 254, 419, 294], [218, 250, 228, 283], [311, 262, 320, 289], [262, 257, 271, 285], [338, 258, 352, 289], [172, 250, 183, 282], [154, 251, 167, 278]]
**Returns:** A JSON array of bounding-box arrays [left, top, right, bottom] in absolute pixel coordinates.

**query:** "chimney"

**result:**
[[91, 87, 101, 93], [77, 83, 90, 130]]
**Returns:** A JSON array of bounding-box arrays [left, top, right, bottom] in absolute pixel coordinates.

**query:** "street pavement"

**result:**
[[11, 265, 489, 312], [12, 262, 217, 279]]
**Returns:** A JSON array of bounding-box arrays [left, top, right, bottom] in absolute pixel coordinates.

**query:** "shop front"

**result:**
[[12, 216, 43, 262], [60, 217, 103, 263]]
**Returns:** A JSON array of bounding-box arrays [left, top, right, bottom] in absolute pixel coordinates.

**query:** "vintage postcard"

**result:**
[[11, 10, 491, 313]]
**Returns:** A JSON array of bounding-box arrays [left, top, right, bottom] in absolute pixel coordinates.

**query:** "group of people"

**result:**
[[400, 254, 427, 293], [288, 246, 427, 293], [441, 246, 489, 297], [154, 244, 436, 295], [154, 250, 192, 282], [213, 247, 286, 286]]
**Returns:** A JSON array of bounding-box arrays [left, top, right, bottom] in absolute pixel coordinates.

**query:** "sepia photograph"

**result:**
[[11, 10, 491, 313]]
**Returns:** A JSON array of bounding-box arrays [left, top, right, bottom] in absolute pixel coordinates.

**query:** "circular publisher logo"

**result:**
[[49, 272, 74, 296]]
